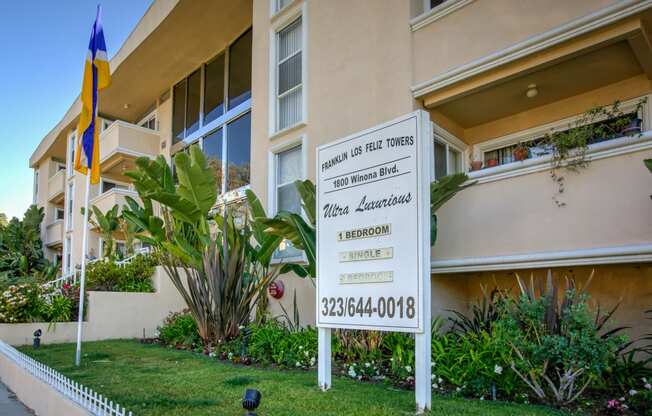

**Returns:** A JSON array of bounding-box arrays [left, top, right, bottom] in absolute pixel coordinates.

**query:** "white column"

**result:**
[[317, 327, 331, 390]]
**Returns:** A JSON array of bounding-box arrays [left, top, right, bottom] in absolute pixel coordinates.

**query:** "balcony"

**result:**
[[47, 170, 65, 204], [89, 188, 140, 219], [45, 220, 63, 249], [99, 121, 160, 180]]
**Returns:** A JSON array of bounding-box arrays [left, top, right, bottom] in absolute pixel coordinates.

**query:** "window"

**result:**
[[171, 29, 253, 196], [203, 128, 224, 191], [55, 208, 64, 221], [228, 29, 252, 109], [67, 131, 76, 177], [433, 135, 464, 180], [273, 144, 303, 259], [272, 0, 292, 14], [482, 111, 642, 169], [139, 113, 157, 130], [275, 17, 303, 132], [57, 164, 66, 172], [172, 28, 252, 145], [204, 54, 225, 125], [64, 236, 72, 275], [101, 179, 128, 194], [226, 112, 251, 191], [66, 182, 74, 231], [101, 119, 112, 132], [428, 0, 448, 10]]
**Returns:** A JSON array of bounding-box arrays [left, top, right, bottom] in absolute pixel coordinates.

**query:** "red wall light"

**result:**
[[268, 281, 284, 299]]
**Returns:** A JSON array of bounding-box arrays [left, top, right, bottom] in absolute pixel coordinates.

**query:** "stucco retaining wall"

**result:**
[[0, 266, 186, 346], [0, 353, 87, 416]]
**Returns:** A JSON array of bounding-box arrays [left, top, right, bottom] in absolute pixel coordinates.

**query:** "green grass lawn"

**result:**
[[20, 340, 563, 416]]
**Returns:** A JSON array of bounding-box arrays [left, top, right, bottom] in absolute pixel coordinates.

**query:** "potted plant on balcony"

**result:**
[[512, 143, 529, 161], [485, 158, 499, 168], [544, 98, 646, 207], [469, 156, 483, 171]]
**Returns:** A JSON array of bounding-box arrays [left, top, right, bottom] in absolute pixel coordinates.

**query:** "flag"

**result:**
[[74, 5, 111, 184]]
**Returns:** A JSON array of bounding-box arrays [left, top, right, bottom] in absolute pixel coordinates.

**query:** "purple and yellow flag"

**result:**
[[74, 5, 111, 184]]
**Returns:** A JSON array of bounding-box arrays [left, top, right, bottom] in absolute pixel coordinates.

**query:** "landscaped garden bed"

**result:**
[[20, 340, 563, 416]]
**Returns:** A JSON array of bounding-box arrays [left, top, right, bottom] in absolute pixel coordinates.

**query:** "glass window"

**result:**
[[172, 81, 186, 143], [202, 128, 224, 192], [448, 148, 461, 174], [101, 180, 127, 194], [186, 70, 201, 136], [275, 0, 291, 13], [275, 145, 302, 259], [67, 133, 76, 177], [64, 237, 72, 274], [433, 140, 447, 180], [55, 208, 64, 221], [66, 182, 74, 230], [204, 53, 225, 124], [228, 29, 252, 110], [139, 115, 156, 130], [226, 112, 251, 191], [277, 18, 302, 131]]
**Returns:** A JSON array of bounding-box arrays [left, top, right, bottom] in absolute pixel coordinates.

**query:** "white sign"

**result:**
[[316, 111, 431, 333]]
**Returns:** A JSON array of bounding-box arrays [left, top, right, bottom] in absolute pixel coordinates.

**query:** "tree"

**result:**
[[83, 205, 120, 259], [0, 205, 50, 279]]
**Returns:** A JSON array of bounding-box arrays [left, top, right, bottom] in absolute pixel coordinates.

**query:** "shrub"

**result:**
[[158, 310, 201, 348], [246, 320, 317, 368], [86, 255, 156, 292], [0, 283, 42, 323]]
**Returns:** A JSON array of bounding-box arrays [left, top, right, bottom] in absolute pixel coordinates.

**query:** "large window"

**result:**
[[275, 17, 303, 132], [273, 144, 303, 259], [173, 29, 252, 145], [172, 29, 253, 197]]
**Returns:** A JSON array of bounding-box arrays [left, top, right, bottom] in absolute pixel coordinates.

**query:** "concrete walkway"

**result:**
[[0, 381, 33, 415]]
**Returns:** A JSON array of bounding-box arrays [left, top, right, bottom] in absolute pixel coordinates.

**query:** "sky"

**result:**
[[0, 0, 153, 220]]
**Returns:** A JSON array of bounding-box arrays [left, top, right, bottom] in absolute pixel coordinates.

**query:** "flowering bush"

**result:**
[[86, 255, 156, 292], [0, 283, 41, 323]]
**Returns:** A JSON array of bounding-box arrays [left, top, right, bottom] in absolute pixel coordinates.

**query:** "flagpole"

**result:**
[[75, 172, 92, 366]]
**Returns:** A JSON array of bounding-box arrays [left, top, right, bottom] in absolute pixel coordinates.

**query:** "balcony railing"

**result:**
[[45, 220, 63, 248], [99, 121, 160, 174], [47, 170, 65, 203], [89, 188, 140, 218]]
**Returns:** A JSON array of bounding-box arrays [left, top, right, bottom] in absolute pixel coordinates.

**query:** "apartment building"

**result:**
[[30, 0, 652, 337]]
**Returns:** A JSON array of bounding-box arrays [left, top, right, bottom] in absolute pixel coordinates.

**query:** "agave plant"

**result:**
[[123, 145, 283, 343]]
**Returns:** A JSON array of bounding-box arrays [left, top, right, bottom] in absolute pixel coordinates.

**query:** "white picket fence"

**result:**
[[42, 247, 152, 289], [0, 340, 133, 415]]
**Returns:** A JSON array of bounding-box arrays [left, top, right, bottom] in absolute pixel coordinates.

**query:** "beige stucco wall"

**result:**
[[250, 0, 417, 206], [0, 267, 186, 346], [412, 0, 618, 86], [0, 354, 88, 416]]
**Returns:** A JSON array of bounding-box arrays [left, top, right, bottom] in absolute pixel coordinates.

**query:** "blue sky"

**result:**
[[0, 0, 153, 220]]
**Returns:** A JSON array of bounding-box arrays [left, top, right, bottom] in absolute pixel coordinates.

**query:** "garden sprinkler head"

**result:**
[[33, 329, 42, 349], [242, 388, 261, 415]]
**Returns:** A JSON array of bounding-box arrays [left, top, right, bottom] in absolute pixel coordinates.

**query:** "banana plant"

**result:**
[[123, 145, 281, 342], [82, 204, 120, 259]]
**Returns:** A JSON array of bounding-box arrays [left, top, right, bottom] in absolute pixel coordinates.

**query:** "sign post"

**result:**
[[316, 111, 432, 411]]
